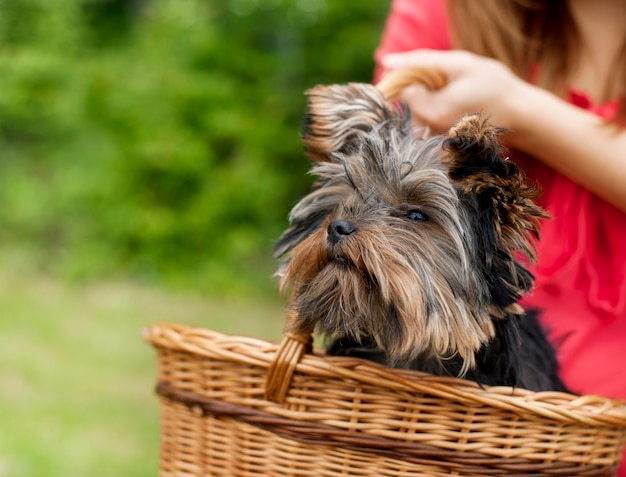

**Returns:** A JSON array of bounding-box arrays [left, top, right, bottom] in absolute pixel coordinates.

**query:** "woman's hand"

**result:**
[[380, 49, 626, 211], [381, 49, 530, 135]]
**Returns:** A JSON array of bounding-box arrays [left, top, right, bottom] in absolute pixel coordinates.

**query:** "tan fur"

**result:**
[[302, 83, 408, 163], [276, 82, 547, 377], [445, 115, 548, 263]]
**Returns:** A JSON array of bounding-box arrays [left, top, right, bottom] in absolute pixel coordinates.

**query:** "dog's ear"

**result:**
[[442, 114, 548, 306], [302, 83, 411, 162]]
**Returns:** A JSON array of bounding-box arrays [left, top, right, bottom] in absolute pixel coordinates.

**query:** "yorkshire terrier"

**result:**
[[274, 78, 568, 392]]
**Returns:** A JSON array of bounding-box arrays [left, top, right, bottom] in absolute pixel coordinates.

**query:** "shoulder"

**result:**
[[374, 0, 451, 81]]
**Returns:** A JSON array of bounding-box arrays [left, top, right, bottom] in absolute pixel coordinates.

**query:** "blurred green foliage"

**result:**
[[0, 0, 389, 294]]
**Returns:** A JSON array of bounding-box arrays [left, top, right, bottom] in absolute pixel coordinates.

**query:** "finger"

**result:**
[[398, 84, 458, 134], [396, 85, 436, 137]]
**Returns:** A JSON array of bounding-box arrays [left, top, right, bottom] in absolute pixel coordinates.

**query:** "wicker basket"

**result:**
[[145, 322, 626, 476]]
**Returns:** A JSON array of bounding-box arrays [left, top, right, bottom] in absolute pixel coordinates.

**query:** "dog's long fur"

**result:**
[[274, 82, 568, 392]]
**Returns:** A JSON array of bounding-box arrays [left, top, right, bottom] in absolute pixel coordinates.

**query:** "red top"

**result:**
[[374, 0, 626, 403]]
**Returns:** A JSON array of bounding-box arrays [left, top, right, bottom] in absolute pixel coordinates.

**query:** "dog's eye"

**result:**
[[407, 210, 427, 221]]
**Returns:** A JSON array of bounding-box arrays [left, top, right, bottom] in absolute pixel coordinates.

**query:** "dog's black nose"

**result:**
[[327, 220, 356, 244]]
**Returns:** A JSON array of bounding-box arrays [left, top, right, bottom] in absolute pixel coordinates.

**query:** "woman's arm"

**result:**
[[505, 81, 626, 212], [381, 49, 626, 212]]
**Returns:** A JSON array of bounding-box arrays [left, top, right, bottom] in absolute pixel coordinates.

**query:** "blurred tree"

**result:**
[[0, 0, 389, 294]]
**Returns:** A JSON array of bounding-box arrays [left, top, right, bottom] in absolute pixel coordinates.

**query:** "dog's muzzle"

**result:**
[[327, 220, 356, 245]]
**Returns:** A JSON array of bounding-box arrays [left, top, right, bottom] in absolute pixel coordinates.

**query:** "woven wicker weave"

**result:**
[[145, 322, 626, 476]]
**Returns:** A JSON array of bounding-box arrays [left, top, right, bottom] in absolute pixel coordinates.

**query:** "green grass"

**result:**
[[0, 273, 285, 477]]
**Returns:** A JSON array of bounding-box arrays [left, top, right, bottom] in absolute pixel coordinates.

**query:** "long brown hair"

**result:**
[[447, 0, 626, 122]]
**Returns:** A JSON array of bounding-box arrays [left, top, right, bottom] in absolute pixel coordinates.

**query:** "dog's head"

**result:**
[[274, 82, 546, 372]]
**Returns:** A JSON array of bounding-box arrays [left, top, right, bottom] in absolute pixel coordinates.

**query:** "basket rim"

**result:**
[[144, 322, 626, 427]]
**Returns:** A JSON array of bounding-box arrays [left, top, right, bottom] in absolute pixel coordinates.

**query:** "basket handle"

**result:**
[[376, 67, 446, 100], [265, 310, 313, 402], [264, 68, 445, 404]]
